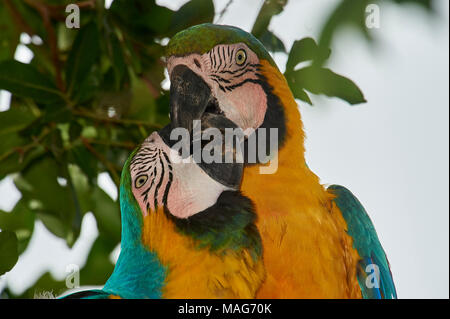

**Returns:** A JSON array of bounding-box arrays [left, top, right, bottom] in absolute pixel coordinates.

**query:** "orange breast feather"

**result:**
[[242, 61, 362, 298]]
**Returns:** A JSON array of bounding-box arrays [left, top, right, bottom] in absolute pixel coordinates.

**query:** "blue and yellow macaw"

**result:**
[[164, 23, 397, 299], [62, 125, 264, 299], [62, 23, 396, 299]]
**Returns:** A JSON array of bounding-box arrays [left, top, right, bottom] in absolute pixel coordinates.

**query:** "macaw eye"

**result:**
[[235, 49, 247, 66], [135, 174, 148, 188]]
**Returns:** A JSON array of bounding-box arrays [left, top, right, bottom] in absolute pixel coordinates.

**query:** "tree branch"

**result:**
[[4, 0, 35, 35], [81, 137, 121, 186], [24, 0, 64, 91], [73, 109, 163, 129]]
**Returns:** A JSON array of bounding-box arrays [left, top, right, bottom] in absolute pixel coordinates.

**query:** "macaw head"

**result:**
[[166, 24, 292, 162], [128, 130, 241, 219], [110, 127, 259, 299], [127, 101, 249, 221], [121, 128, 261, 259]]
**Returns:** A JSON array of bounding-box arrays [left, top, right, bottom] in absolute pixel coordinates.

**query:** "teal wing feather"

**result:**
[[328, 185, 397, 299], [59, 289, 113, 299]]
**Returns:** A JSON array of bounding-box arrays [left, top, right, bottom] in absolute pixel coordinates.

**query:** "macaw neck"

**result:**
[[103, 165, 167, 299], [255, 59, 308, 171], [103, 243, 166, 299], [241, 61, 329, 217], [140, 192, 265, 298]]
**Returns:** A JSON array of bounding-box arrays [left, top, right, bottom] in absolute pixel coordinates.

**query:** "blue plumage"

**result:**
[[61, 151, 167, 299], [102, 165, 167, 298], [329, 185, 397, 299]]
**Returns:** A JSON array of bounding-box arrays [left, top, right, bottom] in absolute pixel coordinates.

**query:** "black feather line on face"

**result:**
[[229, 48, 235, 65], [132, 143, 174, 214], [211, 77, 227, 92], [217, 47, 223, 70], [153, 149, 165, 212], [224, 78, 263, 92], [216, 62, 259, 75], [194, 58, 201, 69], [161, 151, 173, 206], [142, 177, 155, 204], [211, 74, 231, 84], [130, 150, 157, 166], [134, 156, 159, 172], [221, 46, 226, 70], [211, 50, 216, 69], [241, 73, 287, 166], [232, 67, 255, 79]]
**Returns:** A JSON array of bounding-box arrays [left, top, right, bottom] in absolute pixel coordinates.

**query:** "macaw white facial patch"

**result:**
[[130, 132, 231, 219]]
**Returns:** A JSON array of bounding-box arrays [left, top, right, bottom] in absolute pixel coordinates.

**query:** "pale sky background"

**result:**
[[0, 0, 448, 298]]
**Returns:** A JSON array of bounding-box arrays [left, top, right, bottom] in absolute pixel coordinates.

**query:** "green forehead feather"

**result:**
[[166, 23, 276, 66]]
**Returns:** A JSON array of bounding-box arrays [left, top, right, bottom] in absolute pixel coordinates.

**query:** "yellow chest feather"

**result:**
[[241, 61, 362, 298], [141, 210, 265, 298]]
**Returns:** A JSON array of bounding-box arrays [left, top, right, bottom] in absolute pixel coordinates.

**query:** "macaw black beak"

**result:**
[[167, 64, 243, 189], [169, 64, 211, 134], [158, 117, 243, 189]]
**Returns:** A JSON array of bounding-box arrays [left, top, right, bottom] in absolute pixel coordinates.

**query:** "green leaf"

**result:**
[[70, 146, 98, 182], [286, 38, 330, 72], [125, 75, 157, 121], [0, 131, 25, 155], [286, 66, 366, 105], [68, 121, 82, 142], [0, 199, 35, 254], [73, 66, 101, 104], [0, 60, 64, 104], [169, 0, 215, 35], [65, 22, 100, 98], [0, 145, 46, 181], [0, 231, 19, 276], [10, 0, 46, 37], [109, 0, 173, 40], [39, 103, 72, 124], [14, 156, 78, 243], [391, 0, 434, 11], [133, 3, 173, 35], [259, 30, 286, 53], [68, 163, 120, 243], [36, 213, 68, 239], [106, 32, 128, 90], [317, 0, 370, 65], [90, 187, 121, 243], [289, 84, 312, 105], [0, 105, 37, 136], [251, 0, 288, 38], [0, 3, 20, 62], [317, 0, 434, 67]]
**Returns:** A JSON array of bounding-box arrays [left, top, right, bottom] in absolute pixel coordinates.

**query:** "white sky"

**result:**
[[0, 0, 448, 298]]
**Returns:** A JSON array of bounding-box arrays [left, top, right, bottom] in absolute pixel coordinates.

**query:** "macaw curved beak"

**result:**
[[169, 64, 227, 132], [158, 120, 243, 189], [161, 66, 242, 188], [169, 64, 210, 133], [167, 64, 243, 188]]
